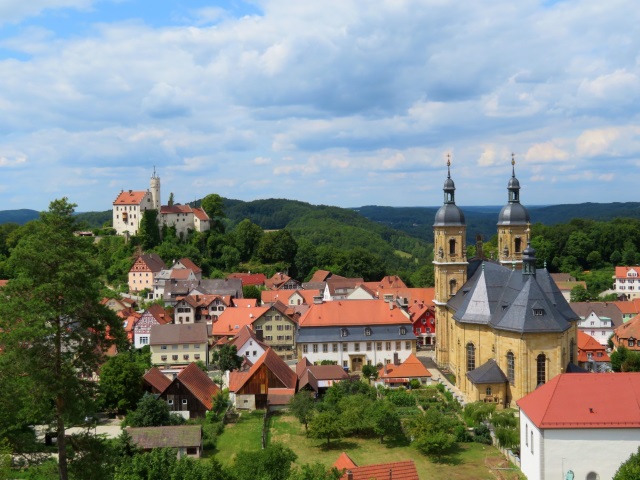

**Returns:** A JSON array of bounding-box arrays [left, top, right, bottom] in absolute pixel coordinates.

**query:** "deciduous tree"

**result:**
[[614, 446, 640, 480], [308, 411, 344, 446], [124, 393, 185, 428], [288, 391, 316, 431], [211, 344, 243, 373]]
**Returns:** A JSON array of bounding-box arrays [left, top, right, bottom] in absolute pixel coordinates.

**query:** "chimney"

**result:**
[[228, 325, 231, 331], [389, 302, 394, 310], [346, 471, 353, 480], [389, 468, 393, 479], [394, 352, 399, 366]]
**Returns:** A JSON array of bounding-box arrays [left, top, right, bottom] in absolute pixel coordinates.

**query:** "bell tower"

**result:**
[[433, 156, 467, 367], [497, 155, 530, 268], [150, 166, 161, 212]]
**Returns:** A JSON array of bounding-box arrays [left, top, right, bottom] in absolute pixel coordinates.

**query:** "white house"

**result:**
[[614, 266, 640, 300], [517, 373, 640, 480], [570, 302, 623, 347]]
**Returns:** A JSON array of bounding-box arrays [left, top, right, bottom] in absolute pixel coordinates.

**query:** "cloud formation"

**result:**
[[0, 0, 639, 211]]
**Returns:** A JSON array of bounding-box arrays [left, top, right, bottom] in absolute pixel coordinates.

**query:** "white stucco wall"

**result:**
[[520, 410, 639, 480], [299, 340, 414, 370]]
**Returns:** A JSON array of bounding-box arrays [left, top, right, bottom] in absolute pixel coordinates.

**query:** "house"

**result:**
[[434, 160, 580, 406], [232, 298, 258, 308], [226, 272, 267, 287], [101, 296, 136, 313], [133, 304, 171, 349], [150, 258, 202, 301], [174, 294, 232, 324], [113, 189, 155, 235], [265, 272, 301, 290], [171, 258, 203, 278], [346, 284, 377, 300], [323, 276, 364, 301], [142, 367, 172, 394], [332, 452, 419, 480], [127, 425, 203, 459], [296, 299, 415, 372], [128, 253, 166, 293], [296, 357, 349, 395], [150, 323, 209, 369], [550, 273, 587, 302], [577, 331, 611, 372], [612, 314, 640, 352], [261, 289, 320, 307], [613, 299, 640, 322], [377, 354, 432, 388], [302, 269, 332, 291], [614, 266, 640, 300], [228, 348, 297, 410], [160, 278, 243, 306], [120, 309, 141, 344], [211, 306, 270, 341], [517, 373, 640, 480], [408, 301, 436, 348], [570, 302, 622, 346], [251, 301, 297, 360], [160, 362, 220, 419], [229, 326, 268, 365]]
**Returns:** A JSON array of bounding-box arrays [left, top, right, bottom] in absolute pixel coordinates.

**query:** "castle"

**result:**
[[433, 158, 579, 406], [112, 170, 210, 237]]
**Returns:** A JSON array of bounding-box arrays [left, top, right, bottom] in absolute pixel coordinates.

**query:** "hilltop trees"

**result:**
[[0, 198, 123, 480]]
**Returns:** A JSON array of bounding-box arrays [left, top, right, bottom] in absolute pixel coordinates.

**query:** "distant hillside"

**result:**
[[0, 209, 39, 225]]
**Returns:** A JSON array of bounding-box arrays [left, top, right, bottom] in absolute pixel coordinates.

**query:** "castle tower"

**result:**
[[497, 155, 530, 268], [433, 157, 467, 367], [150, 167, 161, 212]]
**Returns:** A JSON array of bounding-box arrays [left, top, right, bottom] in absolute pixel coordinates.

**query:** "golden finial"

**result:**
[[511, 153, 516, 177]]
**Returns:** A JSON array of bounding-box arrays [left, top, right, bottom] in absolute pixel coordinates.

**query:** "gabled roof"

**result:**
[[297, 362, 349, 391], [261, 289, 320, 305], [211, 307, 269, 337], [143, 367, 172, 393], [192, 207, 209, 221], [325, 276, 364, 296], [133, 253, 166, 273], [232, 298, 258, 308], [298, 299, 411, 327], [265, 272, 293, 290], [333, 452, 357, 470], [309, 270, 333, 283], [615, 266, 640, 278], [466, 359, 508, 385], [517, 373, 640, 429], [230, 325, 268, 352], [613, 301, 640, 315], [613, 314, 640, 349], [160, 204, 194, 214], [378, 354, 432, 380], [146, 304, 171, 325], [570, 302, 623, 327], [173, 258, 202, 274], [150, 323, 208, 345], [577, 331, 608, 353], [172, 362, 220, 410], [228, 348, 297, 392], [339, 460, 419, 480], [113, 190, 149, 206], [361, 275, 408, 291], [127, 425, 201, 450], [226, 272, 267, 286], [407, 301, 433, 322]]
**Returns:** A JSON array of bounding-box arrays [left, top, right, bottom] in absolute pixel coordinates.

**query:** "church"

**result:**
[[433, 158, 579, 406]]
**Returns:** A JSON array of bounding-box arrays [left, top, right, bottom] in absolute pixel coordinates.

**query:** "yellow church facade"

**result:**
[[434, 159, 579, 407]]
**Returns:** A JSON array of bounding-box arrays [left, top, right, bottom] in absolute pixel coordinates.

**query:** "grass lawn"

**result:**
[[269, 414, 523, 480], [214, 410, 265, 466]]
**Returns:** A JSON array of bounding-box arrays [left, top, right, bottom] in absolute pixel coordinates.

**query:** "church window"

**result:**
[[449, 239, 456, 255], [507, 352, 515, 384], [586, 473, 600, 480], [569, 338, 575, 364], [449, 279, 457, 296], [536, 354, 546, 385], [466, 343, 475, 372], [514, 237, 522, 253]]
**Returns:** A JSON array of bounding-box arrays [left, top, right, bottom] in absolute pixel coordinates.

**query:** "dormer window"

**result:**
[[399, 327, 407, 335], [341, 328, 348, 337], [629, 338, 635, 347], [364, 327, 372, 336], [533, 308, 545, 316], [501, 305, 508, 312]]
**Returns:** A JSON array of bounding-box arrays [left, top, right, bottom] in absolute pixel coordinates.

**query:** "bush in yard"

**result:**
[[414, 431, 457, 459], [473, 424, 492, 445], [385, 388, 416, 407]]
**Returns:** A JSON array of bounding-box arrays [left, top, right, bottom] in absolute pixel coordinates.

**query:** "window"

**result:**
[[172, 355, 178, 361], [140, 336, 149, 345], [343, 360, 348, 368], [277, 335, 284, 341], [183, 355, 189, 360], [629, 338, 635, 347], [266, 336, 272, 341], [514, 237, 522, 253], [395, 341, 401, 350], [182, 399, 188, 405], [466, 343, 475, 372], [286, 335, 291, 340], [183, 344, 189, 349], [161, 355, 167, 361], [312, 344, 318, 353], [365, 327, 372, 336], [406, 341, 411, 350], [530, 431, 533, 454], [245, 351, 250, 356], [486, 387, 492, 396], [194, 354, 200, 360], [302, 345, 308, 354], [172, 345, 178, 350], [168, 399, 173, 405], [537, 354, 546, 385], [285, 324, 291, 330], [533, 308, 545, 316], [377, 342, 382, 351], [366, 342, 372, 351], [161, 345, 167, 350], [449, 238, 456, 255], [265, 325, 272, 331], [332, 343, 338, 352], [399, 327, 406, 335], [507, 352, 515, 384], [323, 344, 328, 353], [275, 315, 281, 321], [277, 325, 284, 331], [449, 279, 457, 296], [343, 343, 348, 352], [354, 343, 360, 352], [525, 424, 528, 446], [341, 328, 348, 337]]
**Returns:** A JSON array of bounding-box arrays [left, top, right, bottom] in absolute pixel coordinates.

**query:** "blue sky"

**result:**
[[0, 0, 639, 212]]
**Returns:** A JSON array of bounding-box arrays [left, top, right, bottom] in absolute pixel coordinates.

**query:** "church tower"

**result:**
[[150, 167, 161, 212], [497, 155, 530, 268], [433, 157, 467, 367]]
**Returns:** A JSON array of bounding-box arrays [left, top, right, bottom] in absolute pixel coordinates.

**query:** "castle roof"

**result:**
[[113, 190, 149, 206]]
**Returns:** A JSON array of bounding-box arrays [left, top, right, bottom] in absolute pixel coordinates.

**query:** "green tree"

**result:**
[[98, 351, 147, 414], [168, 192, 175, 207], [201, 194, 226, 233], [211, 344, 243, 373], [243, 285, 261, 300], [308, 411, 344, 446], [361, 364, 379, 383], [220, 245, 241, 271], [570, 284, 591, 302], [370, 400, 401, 443], [339, 394, 373, 435], [414, 430, 457, 459], [232, 219, 263, 261], [614, 446, 640, 480], [611, 346, 630, 372], [257, 230, 298, 266], [138, 209, 161, 249], [0, 198, 123, 480], [288, 463, 342, 480], [125, 393, 185, 428], [233, 443, 297, 480], [288, 391, 316, 431]]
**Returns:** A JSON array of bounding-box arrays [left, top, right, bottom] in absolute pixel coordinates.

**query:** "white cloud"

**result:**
[[0, 0, 92, 25]]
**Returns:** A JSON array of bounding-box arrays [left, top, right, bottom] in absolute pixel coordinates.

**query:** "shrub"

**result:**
[[473, 424, 492, 445]]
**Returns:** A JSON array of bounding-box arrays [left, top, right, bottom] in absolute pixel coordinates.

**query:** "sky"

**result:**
[[0, 0, 639, 212]]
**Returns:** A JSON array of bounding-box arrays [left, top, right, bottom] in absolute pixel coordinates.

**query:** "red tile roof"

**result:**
[[232, 298, 258, 308], [174, 258, 202, 274], [113, 190, 148, 205], [613, 314, 640, 350], [261, 289, 320, 305], [228, 348, 297, 392], [230, 325, 268, 352], [160, 204, 193, 214], [298, 299, 412, 327], [211, 307, 269, 337], [577, 331, 610, 362], [613, 301, 640, 315], [333, 452, 357, 470], [309, 270, 332, 283], [615, 266, 640, 278], [361, 275, 408, 290], [174, 362, 220, 410], [227, 272, 267, 286], [517, 373, 640, 429], [339, 460, 419, 480], [193, 207, 209, 221], [378, 354, 431, 380], [143, 367, 172, 393], [146, 304, 171, 325]]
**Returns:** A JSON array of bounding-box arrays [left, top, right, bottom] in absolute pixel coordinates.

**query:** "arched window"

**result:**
[[507, 352, 515, 384], [586, 472, 599, 480], [466, 343, 475, 372], [514, 237, 522, 253], [536, 354, 546, 386], [449, 279, 457, 296], [449, 239, 456, 255], [569, 338, 575, 364]]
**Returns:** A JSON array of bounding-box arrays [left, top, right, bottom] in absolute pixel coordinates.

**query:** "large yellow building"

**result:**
[[434, 159, 579, 407]]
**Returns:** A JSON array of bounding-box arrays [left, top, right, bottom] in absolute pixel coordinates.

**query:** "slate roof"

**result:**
[[570, 302, 623, 328], [143, 367, 172, 393], [449, 261, 578, 334], [466, 359, 508, 385], [127, 425, 202, 449], [517, 373, 640, 429]]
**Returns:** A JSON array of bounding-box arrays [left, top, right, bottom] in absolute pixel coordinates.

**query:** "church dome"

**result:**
[[434, 203, 466, 226], [497, 203, 530, 225]]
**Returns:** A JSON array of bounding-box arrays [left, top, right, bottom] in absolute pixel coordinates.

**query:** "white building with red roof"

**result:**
[[517, 373, 640, 480], [614, 266, 640, 300]]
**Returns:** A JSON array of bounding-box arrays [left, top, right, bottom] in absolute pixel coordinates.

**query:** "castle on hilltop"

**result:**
[[433, 157, 580, 406], [112, 170, 210, 237]]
